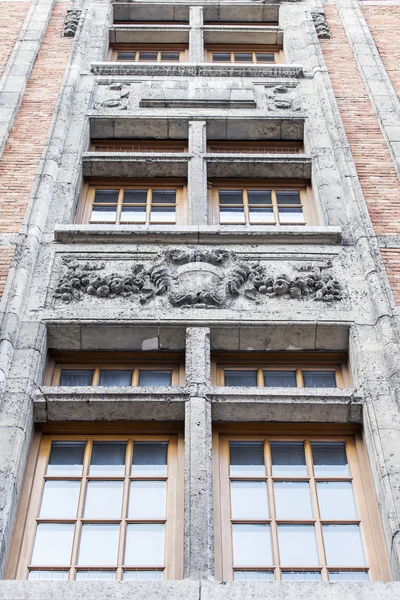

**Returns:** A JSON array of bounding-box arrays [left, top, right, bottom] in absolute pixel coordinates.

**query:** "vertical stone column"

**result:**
[[188, 121, 208, 225], [189, 6, 204, 63], [184, 328, 214, 579]]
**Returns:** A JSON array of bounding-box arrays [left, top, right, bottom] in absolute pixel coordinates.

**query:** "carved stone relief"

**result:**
[[265, 85, 301, 112], [62, 10, 82, 37], [54, 249, 343, 307], [312, 10, 332, 40], [94, 83, 130, 110]]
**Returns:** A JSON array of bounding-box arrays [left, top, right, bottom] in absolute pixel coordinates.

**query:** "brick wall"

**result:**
[[321, 6, 400, 303], [0, 3, 73, 298], [0, 2, 29, 77]]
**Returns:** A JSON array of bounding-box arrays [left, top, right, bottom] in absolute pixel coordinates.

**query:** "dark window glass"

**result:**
[[59, 370, 93, 386], [123, 190, 147, 204], [99, 370, 132, 386], [224, 370, 257, 387], [270, 442, 307, 477], [229, 442, 265, 477], [138, 370, 172, 386], [90, 442, 126, 476], [234, 53, 253, 62], [139, 52, 158, 61], [247, 190, 272, 205], [303, 371, 336, 388], [152, 190, 176, 204], [256, 53, 275, 63], [276, 191, 301, 205], [160, 52, 180, 61], [219, 190, 243, 205], [117, 52, 137, 61], [263, 370, 297, 387], [47, 442, 86, 476], [132, 442, 168, 476], [212, 53, 231, 62], [94, 190, 119, 203], [311, 442, 349, 477]]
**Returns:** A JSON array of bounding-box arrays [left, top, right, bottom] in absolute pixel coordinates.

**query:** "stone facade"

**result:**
[[1, 0, 400, 598]]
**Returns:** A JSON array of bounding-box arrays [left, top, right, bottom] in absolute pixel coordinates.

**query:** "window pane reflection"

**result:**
[[76, 571, 116, 580], [229, 442, 265, 477], [281, 571, 321, 581], [28, 571, 69, 580], [78, 524, 120, 565], [123, 570, 164, 580], [271, 442, 307, 477], [31, 524, 75, 566], [90, 442, 126, 476], [125, 524, 165, 566], [59, 370, 93, 386], [317, 482, 357, 520], [329, 571, 369, 581], [99, 370, 132, 386], [129, 481, 166, 519], [312, 443, 349, 477], [47, 441, 85, 476], [323, 525, 366, 566], [84, 481, 124, 519], [278, 525, 319, 566], [231, 481, 269, 519], [232, 524, 272, 566], [224, 370, 257, 387], [274, 482, 313, 520], [234, 570, 274, 581], [138, 370, 172, 387], [132, 442, 168, 476], [39, 481, 80, 519]]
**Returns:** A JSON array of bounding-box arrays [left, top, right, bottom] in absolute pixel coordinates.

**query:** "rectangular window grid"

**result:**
[[53, 366, 179, 387], [218, 436, 379, 582], [91, 140, 188, 153], [20, 436, 180, 581], [211, 51, 275, 63], [207, 141, 303, 155], [221, 367, 341, 389], [109, 45, 188, 62]]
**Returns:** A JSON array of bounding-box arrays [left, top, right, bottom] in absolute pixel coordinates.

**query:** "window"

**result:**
[[108, 46, 188, 62], [204, 22, 279, 27], [213, 353, 350, 388], [77, 181, 187, 225], [208, 181, 315, 226], [90, 140, 188, 153], [206, 46, 283, 64], [215, 430, 390, 582], [10, 433, 183, 580], [46, 353, 185, 387], [207, 141, 303, 155]]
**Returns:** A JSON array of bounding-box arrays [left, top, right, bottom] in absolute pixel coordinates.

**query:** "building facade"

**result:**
[[1, 0, 400, 597]]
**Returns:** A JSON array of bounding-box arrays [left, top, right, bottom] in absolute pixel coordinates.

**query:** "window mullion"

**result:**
[[243, 189, 249, 225], [265, 440, 279, 579], [271, 190, 279, 225], [115, 188, 124, 225], [305, 440, 326, 581], [147, 189, 152, 225], [116, 439, 133, 581], [296, 368, 303, 388], [69, 439, 92, 579]]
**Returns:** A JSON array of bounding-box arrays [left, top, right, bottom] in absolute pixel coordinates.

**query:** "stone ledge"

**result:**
[[209, 387, 362, 422], [203, 25, 283, 45], [53, 225, 342, 245], [91, 62, 304, 78], [205, 153, 312, 179], [109, 25, 190, 44], [82, 152, 190, 178]]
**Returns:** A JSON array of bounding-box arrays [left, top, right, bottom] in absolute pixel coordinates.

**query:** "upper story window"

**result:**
[[90, 140, 188, 153], [113, 21, 189, 26], [46, 353, 185, 387], [10, 433, 183, 580], [206, 45, 283, 64], [207, 141, 303, 155], [108, 45, 188, 62], [204, 22, 279, 27], [76, 180, 187, 226], [208, 181, 316, 226], [215, 431, 389, 581]]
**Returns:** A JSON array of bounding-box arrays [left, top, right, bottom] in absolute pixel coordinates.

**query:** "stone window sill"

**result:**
[[82, 152, 190, 178]]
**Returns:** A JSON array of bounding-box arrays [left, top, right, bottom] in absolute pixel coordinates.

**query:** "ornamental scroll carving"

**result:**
[[265, 85, 301, 112], [54, 250, 343, 307], [312, 10, 332, 40], [62, 10, 82, 37], [94, 83, 130, 110]]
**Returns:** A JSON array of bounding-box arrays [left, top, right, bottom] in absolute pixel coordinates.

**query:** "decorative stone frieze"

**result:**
[[311, 10, 332, 40], [94, 83, 130, 110], [91, 63, 304, 78], [62, 10, 82, 37], [265, 84, 301, 112], [54, 250, 343, 307]]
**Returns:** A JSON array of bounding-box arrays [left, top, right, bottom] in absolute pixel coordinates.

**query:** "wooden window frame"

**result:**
[[8, 428, 184, 581], [207, 141, 303, 155], [213, 425, 391, 582], [108, 44, 189, 62], [113, 21, 189, 26], [76, 179, 187, 226], [212, 352, 351, 389], [208, 179, 317, 227], [205, 45, 284, 64], [204, 22, 279, 27], [90, 140, 188, 153], [45, 352, 185, 387]]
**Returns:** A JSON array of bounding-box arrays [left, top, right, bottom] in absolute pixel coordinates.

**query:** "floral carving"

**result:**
[[94, 83, 130, 110], [62, 10, 82, 37], [54, 252, 343, 307], [266, 85, 301, 112], [312, 11, 332, 39]]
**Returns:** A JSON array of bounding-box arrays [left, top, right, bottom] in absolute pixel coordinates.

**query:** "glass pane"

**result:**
[[150, 207, 176, 223], [234, 571, 274, 581], [161, 52, 180, 61], [89, 442, 126, 476], [94, 190, 119, 203], [117, 52, 136, 61], [132, 442, 168, 476], [317, 482, 357, 520], [278, 207, 305, 224], [323, 525, 366, 566], [129, 481, 166, 519], [232, 524, 272, 566], [281, 571, 321, 581], [212, 53, 230, 62], [91, 206, 117, 223], [28, 571, 69, 580], [256, 53, 275, 62], [219, 190, 243, 205], [278, 525, 319, 566], [99, 370, 132, 387], [312, 442, 349, 477], [124, 570, 164, 580], [303, 371, 336, 388], [59, 370, 93, 386], [125, 524, 165, 566], [139, 52, 158, 61], [220, 207, 245, 224], [263, 371, 297, 388], [234, 53, 252, 62], [76, 571, 116, 580], [39, 481, 80, 519], [249, 208, 275, 224], [224, 370, 257, 387], [84, 481, 124, 519], [138, 370, 172, 386], [248, 190, 272, 204], [271, 442, 307, 477], [120, 206, 146, 223], [231, 481, 269, 519], [47, 441, 85, 476], [123, 190, 147, 204], [274, 482, 313, 519], [276, 191, 301, 205], [230, 442, 265, 477], [78, 524, 120, 566], [329, 571, 369, 581], [152, 190, 176, 204], [31, 524, 75, 566]]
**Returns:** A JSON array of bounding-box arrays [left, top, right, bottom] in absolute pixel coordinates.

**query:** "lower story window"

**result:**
[[12, 434, 183, 580], [215, 432, 390, 582]]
